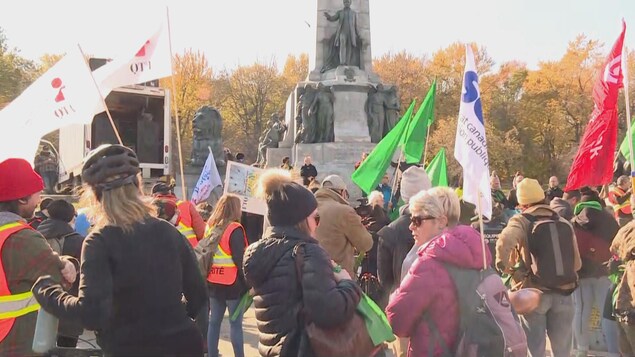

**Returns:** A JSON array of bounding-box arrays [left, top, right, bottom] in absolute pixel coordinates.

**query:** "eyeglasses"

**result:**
[[410, 215, 436, 227]]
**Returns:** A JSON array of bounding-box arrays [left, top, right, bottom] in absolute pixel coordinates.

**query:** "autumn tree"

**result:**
[[518, 36, 603, 179], [214, 61, 287, 160], [373, 51, 430, 110], [281, 53, 309, 90], [0, 28, 37, 108], [160, 49, 213, 161]]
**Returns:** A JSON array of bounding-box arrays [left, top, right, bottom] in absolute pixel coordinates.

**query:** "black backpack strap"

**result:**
[[423, 313, 452, 357]]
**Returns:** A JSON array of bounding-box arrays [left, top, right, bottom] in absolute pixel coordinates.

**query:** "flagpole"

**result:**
[[623, 43, 635, 189], [476, 187, 488, 270], [422, 124, 431, 165], [388, 150, 403, 205], [77, 44, 123, 145], [166, 7, 188, 200]]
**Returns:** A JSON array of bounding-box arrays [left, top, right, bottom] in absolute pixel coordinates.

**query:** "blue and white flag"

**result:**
[[454, 45, 492, 219], [191, 150, 223, 205]]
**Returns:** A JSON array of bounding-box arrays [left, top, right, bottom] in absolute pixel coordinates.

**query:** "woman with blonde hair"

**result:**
[[32, 144, 207, 356], [387, 187, 491, 356], [243, 169, 361, 356], [204, 193, 249, 357]]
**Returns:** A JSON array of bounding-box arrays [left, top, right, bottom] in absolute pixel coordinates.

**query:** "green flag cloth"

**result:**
[[425, 148, 448, 187], [356, 293, 396, 346], [230, 292, 253, 321], [619, 117, 635, 160], [352, 100, 416, 194], [401, 80, 436, 164]]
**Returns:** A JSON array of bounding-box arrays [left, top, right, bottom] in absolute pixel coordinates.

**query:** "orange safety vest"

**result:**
[[207, 222, 247, 285], [0, 222, 42, 343], [176, 200, 193, 228], [609, 187, 632, 216], [177, 220, 198, 247], [176, 200, 198, 244]]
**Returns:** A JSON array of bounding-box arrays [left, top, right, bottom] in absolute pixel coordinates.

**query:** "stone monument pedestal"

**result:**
[[263, 0, 399, 202]]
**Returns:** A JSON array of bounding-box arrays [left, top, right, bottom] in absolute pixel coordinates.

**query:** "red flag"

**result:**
[[565, 21, 626, 191]]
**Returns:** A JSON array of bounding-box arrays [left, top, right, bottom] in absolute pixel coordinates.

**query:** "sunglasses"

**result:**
[[410, 215, 436, 227]]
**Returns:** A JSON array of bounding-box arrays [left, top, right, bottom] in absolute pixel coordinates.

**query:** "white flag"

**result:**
[[191, 150, 223, 205], [454, 45, 492, 219], [0, 47, 105, 163], [92, 20, 172, 98]]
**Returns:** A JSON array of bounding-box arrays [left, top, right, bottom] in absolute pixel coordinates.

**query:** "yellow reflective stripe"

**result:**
[[177, 223, 196, 239], [212, 245, 236, 267], [0, 291, 33, 302], [0, 222, 23, 232], [0, 292, 40, 320]]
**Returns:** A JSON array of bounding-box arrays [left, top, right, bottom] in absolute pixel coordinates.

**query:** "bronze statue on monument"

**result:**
[[321, 0, 362, 72]]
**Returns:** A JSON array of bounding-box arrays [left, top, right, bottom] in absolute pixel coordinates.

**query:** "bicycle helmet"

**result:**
[[151, 182, 173, 196], [82, 144, 140, 192]]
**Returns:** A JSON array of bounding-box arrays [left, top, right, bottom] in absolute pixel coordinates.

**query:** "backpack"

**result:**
[[193, 225, 224, 277], [522, 213, 578, 293], [573, 227, 612, 266], [427, 266, 527, 357]]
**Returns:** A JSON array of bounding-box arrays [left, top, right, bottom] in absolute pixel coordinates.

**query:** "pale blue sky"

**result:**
[[1, 0, 633, 71]]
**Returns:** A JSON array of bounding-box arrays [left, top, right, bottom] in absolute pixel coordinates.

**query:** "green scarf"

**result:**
[[574, 201, 602, 216]]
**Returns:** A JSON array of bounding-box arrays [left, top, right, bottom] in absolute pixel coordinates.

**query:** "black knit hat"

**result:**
[[267, 182, 317, 226], [47, 200, 76, 223]]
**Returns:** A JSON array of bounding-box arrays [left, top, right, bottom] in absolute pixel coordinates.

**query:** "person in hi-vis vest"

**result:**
[[0, 159, 77, 356], [153, 198, 199, 247], [205, 194, 249, 357], [151, 182, 207, 241]]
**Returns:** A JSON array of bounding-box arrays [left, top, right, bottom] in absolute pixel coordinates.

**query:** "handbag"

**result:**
[[294, 244, 381, 357]]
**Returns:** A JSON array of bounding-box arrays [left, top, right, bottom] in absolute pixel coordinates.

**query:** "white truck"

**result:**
[[57, 84, 172, 189]]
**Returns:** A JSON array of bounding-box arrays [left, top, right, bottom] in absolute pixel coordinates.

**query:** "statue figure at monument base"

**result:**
[[257, 114, 287, 166]]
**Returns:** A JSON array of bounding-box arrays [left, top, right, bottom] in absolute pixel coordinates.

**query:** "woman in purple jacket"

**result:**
[[386, 187, 491, 357]]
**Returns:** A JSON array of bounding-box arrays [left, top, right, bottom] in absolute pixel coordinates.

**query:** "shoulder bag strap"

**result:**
[[424, 313, 452, 357]]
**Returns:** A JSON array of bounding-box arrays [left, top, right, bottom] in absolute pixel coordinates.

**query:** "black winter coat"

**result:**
[[377, 210, 414, 307], [33, 217, 207, 357], [243, 226, 362, 357]]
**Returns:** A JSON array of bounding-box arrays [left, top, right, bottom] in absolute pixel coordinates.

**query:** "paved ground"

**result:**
[[77, 308, 610, 357]]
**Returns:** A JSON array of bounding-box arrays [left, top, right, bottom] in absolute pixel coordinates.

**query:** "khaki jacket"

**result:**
[[611, 221, 635, 313], [314, 188, 373, 276], [495, 204, 581, 291], [0, 212, 65, 356]]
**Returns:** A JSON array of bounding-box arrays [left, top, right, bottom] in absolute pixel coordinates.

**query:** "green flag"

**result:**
[[352, 100, 416, 194], [401, 80, 436, 164], [620, 117, 635, 160], [425, 148, 448, 187]]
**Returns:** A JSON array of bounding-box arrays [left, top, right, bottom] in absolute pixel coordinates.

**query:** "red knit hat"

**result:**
[[0, 159, 44, 202]]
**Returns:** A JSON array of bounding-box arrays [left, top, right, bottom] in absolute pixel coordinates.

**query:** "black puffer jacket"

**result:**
[[243, 226, 362, 357], [377, 208, 414, 307]]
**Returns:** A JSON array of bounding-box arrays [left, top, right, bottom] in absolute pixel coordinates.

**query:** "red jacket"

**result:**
[[386, 225, 491, 357]]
